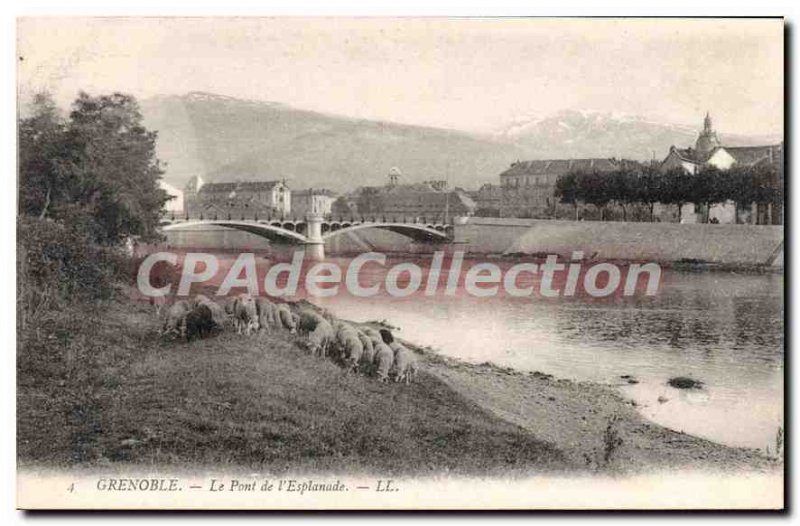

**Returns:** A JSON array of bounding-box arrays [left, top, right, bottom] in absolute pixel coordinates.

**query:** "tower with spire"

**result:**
[[695, 111, 720, 154], [388, 167, 401, 187]]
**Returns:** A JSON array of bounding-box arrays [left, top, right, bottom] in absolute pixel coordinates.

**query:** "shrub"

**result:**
[[17, 216, 127, 329]]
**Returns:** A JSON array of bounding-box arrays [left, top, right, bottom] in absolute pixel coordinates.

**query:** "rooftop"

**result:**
[[499, 158, 621, 177], [667, 144, 783, 166], [293, 188, 337, 197], [198, 180, 286, 193]]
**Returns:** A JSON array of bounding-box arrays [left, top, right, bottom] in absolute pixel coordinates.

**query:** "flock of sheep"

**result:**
[[160, 293, 419, 384]]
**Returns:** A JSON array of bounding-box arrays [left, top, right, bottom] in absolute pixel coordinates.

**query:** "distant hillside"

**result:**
[[141, 93, 781, 193], [140, 92, 526, 192], [493, 109, 782, 161]]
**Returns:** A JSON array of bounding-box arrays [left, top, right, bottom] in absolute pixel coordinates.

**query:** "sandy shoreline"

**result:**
[[348, 315, 781, 474], [422, 354, 777, 473]]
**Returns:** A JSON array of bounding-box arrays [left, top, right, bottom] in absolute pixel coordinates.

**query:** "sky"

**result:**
[[17, 17, 784, 136]]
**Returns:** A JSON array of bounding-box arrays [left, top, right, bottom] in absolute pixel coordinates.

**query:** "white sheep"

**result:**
[[373, 342, 394, 382], [275, 303, 297, 333], [224, 296, 238, 316], [333, 323, 363, 372], [162, 300, 191, 338], [357, 330, 375, 373], [390, 342, 418, 384], [256, 297, 278, 334], [234, 293, 259, 335], [363, 327, 382, 341], [306, 318, 335, 358]]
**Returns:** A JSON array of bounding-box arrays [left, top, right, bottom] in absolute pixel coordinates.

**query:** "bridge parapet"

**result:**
[[159, 215, 453, 260], [163, 214, 451, 228]]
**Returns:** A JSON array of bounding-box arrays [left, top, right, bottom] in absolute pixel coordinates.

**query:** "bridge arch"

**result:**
[[161, 220, 308, 244], [320, 222, 449, 243]]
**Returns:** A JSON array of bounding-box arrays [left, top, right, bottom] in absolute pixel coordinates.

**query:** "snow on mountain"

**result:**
[[492, 109, 775, 161]]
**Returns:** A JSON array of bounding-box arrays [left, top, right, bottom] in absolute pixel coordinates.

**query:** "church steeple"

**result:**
[[696, 111, 720, 154]]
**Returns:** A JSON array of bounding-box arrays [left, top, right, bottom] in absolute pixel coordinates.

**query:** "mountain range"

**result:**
[[140, 92, 781, 192]]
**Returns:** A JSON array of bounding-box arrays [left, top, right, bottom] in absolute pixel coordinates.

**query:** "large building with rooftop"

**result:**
[[183, 176, 291, 218], [498, 158, 621, 218]]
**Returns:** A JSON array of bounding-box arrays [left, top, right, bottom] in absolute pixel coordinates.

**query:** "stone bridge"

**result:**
[[159, 213, 453, 259]]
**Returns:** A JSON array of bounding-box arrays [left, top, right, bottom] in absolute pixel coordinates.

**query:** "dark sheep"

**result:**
[[297, 309, 327, 335], [185, 304, 215, 342], [379, 328, 394, 345]]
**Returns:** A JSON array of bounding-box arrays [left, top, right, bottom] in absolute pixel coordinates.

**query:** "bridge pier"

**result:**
[[305, 213, 325, 261]]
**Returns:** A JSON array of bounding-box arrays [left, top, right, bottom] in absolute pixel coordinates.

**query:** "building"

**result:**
[[183, 176, 291, 218], [662, 113, 782, 173], [660, 113, 783, 224], [422, 180, 449, 191], [160, 181, 184, 214], [292, 188, 337, 218], [498, 158, 620, 218], [376, 182, 476, 219], [338, 170, 477, 220], [467, 183, 503, 217]]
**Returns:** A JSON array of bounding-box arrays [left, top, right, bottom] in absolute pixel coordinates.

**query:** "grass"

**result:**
[[18, 301, 567, 476]]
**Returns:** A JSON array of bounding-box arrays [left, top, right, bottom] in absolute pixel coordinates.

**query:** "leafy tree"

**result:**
[[691, 166, 727, 223], [719, 165, 756, 223], [577, 170, 613, 220], [18, 93, 68, 219], [18, 91, 169, 313], [18, 91, 168, 244], [637, 165, 665, 222], [606, 168, 638, 221], [659, 167, 694, 223], [551, 157, 783, 224], [751, 162, 783, 205], [65, 92, 168, 243], [554, 171, 580, 219]]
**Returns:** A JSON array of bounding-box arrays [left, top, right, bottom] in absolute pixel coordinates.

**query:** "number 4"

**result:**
[[67, 483, 75, 493]]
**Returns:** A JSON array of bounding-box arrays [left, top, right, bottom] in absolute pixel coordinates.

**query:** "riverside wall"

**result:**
[[451, 217, 784, 267], [161, 218, 784, 267]]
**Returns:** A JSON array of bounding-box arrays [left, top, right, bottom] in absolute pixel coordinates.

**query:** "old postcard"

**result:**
[[16, 17, 784, 510]]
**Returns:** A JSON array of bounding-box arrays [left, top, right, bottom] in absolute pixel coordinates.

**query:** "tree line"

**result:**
[[18, 92, 168, 321], [554, 161, 783, 223]]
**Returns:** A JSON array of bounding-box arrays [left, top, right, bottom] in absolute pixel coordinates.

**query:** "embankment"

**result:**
[[453, 217, 784, 267], [162, 218, 783, 268]]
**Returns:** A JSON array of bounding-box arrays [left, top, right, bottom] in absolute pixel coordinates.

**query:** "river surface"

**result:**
[[202, 252, 784, 451]]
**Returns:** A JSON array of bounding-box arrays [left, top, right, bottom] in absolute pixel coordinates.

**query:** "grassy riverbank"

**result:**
[[18, 302, 565, 476], [18, 300, 778, 475]]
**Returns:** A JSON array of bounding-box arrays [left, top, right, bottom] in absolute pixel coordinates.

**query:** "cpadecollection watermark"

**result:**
[[137, 250, 662, 299]]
